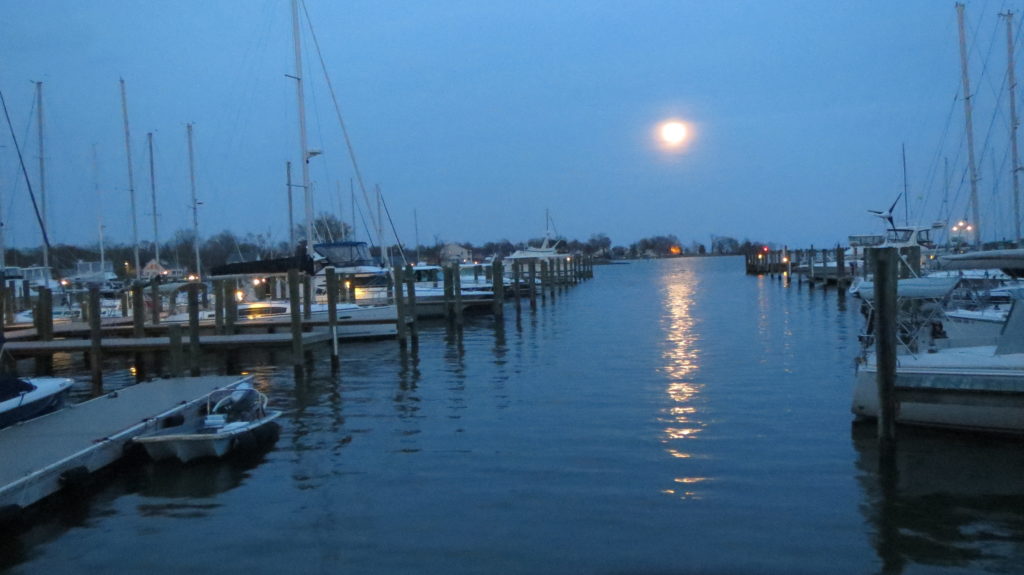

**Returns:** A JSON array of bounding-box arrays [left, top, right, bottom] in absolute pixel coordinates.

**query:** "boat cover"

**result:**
[[0, 376, 35, 402]]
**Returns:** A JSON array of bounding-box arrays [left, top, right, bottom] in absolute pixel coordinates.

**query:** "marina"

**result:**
[[7, 1, 1024, 573], [3, 258, 1024, 574]]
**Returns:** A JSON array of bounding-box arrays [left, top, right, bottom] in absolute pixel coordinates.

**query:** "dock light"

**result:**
[[952, 220, 973, 233], [782, 257, 789, 264], [252, 278, 262, 286], [235, 290, 245, 302]]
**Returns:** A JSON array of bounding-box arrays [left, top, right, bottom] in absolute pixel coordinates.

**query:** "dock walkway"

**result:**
[[0, 375, 250, 514]]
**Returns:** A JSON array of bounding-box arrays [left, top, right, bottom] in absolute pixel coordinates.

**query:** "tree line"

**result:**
[[2, 214, 766, 280]]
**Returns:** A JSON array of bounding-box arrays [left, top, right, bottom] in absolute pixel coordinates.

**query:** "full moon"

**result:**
[[660, 121, 688, 146]]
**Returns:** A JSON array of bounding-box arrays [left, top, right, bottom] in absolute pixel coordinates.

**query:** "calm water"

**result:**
[[4, 256, 1024, 574]]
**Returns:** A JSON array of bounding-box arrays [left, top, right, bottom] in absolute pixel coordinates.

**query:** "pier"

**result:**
[[743, 244, 923, 289], [0, 374, 251, 517]]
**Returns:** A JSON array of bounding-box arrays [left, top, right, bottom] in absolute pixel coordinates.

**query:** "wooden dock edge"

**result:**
[[0, 375, 253, 520]]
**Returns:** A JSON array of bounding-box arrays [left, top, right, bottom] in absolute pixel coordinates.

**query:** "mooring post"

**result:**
[[88, 285, 103, 394], [213, 279, 225, 334], [302, 273, 312, 319], [443, 264, 455, 320], [4, 281, 13, 326], [541, 260, 552, 301], [404, 264, 418, 332], [454, 262, 464, 326], [512, 261, 521, 312], [872, 247, 899, 444], [132, 282, 145, 337], [226, 278, 238, 334], [288, 268, 303, 366], [528, 260, 537, 310], [187, 283, 201, 377], [326, 266, 339, 368], [150, 279, 161, 325], [167, 323, 183, 378], [492, 259, 504, 319], [393, 265, 408, 345]]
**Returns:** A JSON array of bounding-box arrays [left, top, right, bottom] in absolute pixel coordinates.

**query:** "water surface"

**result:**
[[4, 257, 1024, 574]]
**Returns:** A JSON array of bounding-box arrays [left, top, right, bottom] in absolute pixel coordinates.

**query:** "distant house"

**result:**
[[141, 259, 188, 281], [440, 243, 471, 263]]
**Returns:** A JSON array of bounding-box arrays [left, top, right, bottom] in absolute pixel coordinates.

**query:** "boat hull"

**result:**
[[853, 347, 1024, 434], [0, 377, 73, 428], [135, 411, 282, 463]]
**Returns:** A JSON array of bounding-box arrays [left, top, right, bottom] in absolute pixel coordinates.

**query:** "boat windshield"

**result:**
[[313, 242, 378, 267]]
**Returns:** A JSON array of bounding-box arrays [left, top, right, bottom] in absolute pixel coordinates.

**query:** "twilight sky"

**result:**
[[2, 0, 1023, 255]]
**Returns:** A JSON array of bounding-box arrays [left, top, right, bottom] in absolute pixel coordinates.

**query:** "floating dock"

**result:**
[[0, 374, 251, 517]]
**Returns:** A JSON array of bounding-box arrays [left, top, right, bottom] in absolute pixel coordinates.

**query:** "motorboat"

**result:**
[[312, 241, 390, 287], [133, 382, 282, 463], [0, 375, 73, 428], [164, 298, 400, 339], [852, 269, 1024, 434]]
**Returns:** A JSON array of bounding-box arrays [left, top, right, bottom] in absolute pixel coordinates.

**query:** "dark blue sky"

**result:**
[[2, 1, 1022, 254]]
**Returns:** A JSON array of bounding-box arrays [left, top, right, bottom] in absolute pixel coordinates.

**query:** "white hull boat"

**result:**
[[0, 376, 73, 428], [133, 382, 281, 463], [165, 300, 399, 339]]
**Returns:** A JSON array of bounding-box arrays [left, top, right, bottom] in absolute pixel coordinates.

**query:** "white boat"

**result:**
[[0, 376, 73, 428], [164, 298, 400, 340], [853, 287, 1024, 434], [133, 382, 282, 463], [312, 241, 390, 287]]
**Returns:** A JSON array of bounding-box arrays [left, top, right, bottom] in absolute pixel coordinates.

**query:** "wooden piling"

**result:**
[[871, 247, 899, 443], [167, 323, 183, 378], [492, 260, 504, 318], [404, 264, 418, 331], [226, 278, 238, 334], [512, 261, 522, 313], [302, 273, 312, 319], [453, 262, 464, 326], [214, 280, 225, 334], [326, 266, 340, 367], [288, 268, 303, 366], [528, 261, 537, 310], [393, 265, 408, 345], [443, 264, 455, 320], [132, 283, 145, 338], [187, 284, 201, 377], [35, 288, 53, 375], [150, 279, 161, 325], [88, 286, 102, 394]]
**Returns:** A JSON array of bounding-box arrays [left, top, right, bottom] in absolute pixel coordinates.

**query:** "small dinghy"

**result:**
[[133, 383, 282, 463], [0, 375, 73, 428]]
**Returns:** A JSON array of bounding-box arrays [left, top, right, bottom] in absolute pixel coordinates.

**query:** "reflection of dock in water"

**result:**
[[852, 422, 1024, 573]]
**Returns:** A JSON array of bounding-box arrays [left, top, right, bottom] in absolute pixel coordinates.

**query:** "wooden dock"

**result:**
[[0, 374, 251, 517]]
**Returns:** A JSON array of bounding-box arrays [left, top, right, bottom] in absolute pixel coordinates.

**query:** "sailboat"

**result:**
[[209, 0, 399, 335]]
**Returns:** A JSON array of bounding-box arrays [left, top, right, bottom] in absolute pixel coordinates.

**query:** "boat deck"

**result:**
[[0, 375, 251, 514]]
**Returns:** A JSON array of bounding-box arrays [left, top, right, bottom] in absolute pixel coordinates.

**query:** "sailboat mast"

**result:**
[[901, 143, 909, 226], [286, 161, 295, 249], [119, 78, 141, 279], [148, 132, 160, 264], [187, 123, 201, 277], [956, 3, 982, 249], [35, 82, 48, 270], [92, 144, 106, 273], [1005, 11, 1022, 247], [291, 0, 314, 257]]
